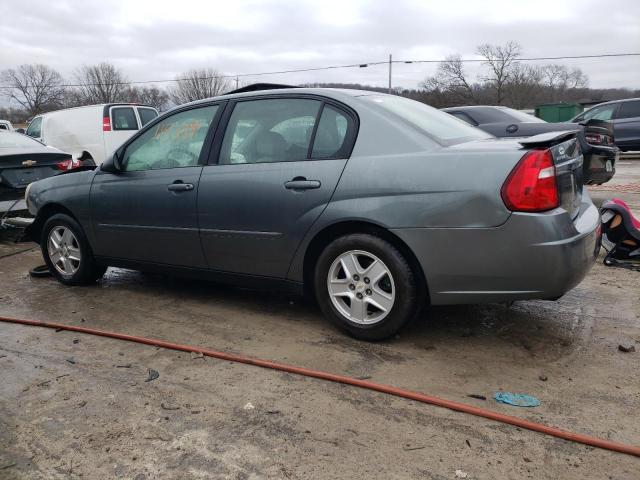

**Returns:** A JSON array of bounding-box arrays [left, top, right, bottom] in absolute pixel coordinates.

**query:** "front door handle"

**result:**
[[284, 177, 321, 190], [167, 182, 194, 192]]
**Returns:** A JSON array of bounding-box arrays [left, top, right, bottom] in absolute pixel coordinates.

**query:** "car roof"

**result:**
[[179, 86, 381, 109], [582, 97, 640, 109], [442, 105, 511, 111]]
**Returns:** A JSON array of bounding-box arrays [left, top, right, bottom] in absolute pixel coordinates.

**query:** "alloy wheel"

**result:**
[[327, 250, 396, 325], [47, 226, 81, 276]]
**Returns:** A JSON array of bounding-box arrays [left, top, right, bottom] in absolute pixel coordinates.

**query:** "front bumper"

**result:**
[[392, 193, 600, 305]]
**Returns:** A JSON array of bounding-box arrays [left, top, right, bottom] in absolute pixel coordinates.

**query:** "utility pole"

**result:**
[[235, 76, 239, 89], [388, 54, 392, 94]]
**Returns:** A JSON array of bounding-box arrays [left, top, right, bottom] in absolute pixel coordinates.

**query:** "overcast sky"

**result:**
[[1, 0, 639, 96]]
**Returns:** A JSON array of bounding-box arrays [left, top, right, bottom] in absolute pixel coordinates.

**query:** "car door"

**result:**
[[90, 103, 222, 267], [612, 100, 640, 150], [198, 97, 357, 278]]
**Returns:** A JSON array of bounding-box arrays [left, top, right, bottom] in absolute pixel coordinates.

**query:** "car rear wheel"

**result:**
[[41, 214, 106, 285], [314, 233, 421, 341]]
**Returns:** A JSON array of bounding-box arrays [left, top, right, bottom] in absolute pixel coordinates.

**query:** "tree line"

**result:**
[[2, 42, 639, 123], [0, 63, 231, 122]]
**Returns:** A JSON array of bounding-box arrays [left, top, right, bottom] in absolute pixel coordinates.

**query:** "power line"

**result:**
[[1, 52, 638, 90]]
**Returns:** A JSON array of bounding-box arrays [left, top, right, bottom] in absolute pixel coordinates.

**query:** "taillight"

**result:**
[[501, 149, 559, 212], [585, 133, 614, 146], [56, 158, 82, 171], [103, 116, 111, 131]]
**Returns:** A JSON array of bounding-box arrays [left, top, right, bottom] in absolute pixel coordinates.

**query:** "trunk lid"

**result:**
[[0, 152, 69, 190]]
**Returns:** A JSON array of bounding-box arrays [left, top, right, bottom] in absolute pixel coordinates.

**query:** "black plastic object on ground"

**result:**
[[29, 265, 52, 278]]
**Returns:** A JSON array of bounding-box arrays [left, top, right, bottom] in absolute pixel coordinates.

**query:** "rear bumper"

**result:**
[[392, 193, 600, 305]]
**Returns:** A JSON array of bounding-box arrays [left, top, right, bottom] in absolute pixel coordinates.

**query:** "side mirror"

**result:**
[[16, 128, 25, 134], [100, 151, 123, 173]]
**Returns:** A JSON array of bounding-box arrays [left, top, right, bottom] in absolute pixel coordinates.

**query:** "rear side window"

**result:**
[[138, 107, 159, 126], [311, 105, 351, 159], [26, 117, 42, 138], [617, 101, 640, 119], [111, 107, 138, 131], [0, 124, 8, 130], [219, 98, 321, 164], [122, 105, 218, 171]]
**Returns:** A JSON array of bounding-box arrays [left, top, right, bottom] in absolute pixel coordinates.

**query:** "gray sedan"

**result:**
[[24, 87, 600, 340]]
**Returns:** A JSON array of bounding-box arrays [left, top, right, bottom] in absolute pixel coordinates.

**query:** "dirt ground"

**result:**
[[1, 161, 639, 479]]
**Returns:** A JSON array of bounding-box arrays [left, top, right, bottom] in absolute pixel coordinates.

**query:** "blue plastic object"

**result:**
[[494, 392, 540, 407]]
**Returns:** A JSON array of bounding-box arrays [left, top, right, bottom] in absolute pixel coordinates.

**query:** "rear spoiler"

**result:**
[[518, 130, 579, 148]]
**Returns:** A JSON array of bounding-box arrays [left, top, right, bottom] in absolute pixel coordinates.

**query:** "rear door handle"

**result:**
[[284, 177, 321, 190], [167, 182, 194, 192]]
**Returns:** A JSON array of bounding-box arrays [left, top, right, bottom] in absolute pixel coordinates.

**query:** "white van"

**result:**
[[25, 104, 159, 165]]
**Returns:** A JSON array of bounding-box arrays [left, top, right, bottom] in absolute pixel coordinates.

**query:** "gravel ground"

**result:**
[[0, 162, 638, 480]]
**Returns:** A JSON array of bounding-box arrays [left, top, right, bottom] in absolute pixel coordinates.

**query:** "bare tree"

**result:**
[[540, 64, 588, 101], [0, 64, 65, 116], [169, 69, 230, 105], [477, 42, 522, 104], [125, 86, 170, 111], [505, 64, 542, 109], [421, 55, 476, 104], [75, 63, 128, 104]]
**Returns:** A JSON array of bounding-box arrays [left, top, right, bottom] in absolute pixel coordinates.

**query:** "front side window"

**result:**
[[122, 105, 218, 172], [26, 117, 42, 138], [582, 104, 617, 121], [617, 101, 640, 119], [363, 95, 491, 145], [219, 98, 321, 164], [112, 107, 138, 131], [138, 107, 159, 126]]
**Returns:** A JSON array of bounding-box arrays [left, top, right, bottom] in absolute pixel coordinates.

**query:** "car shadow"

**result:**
[[96, 268, 587, 363]]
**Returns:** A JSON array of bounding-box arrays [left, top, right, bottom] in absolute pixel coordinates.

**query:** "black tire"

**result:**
[[314, 233, 422, 341], [40, 213, 106, 285]]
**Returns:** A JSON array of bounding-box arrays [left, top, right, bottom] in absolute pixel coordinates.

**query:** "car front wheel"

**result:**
[[314, 233, 421, 341], [41, 213, 106, 285]]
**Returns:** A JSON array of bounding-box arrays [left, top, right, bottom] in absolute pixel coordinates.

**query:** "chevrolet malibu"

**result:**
[[24, 86, 600, 340]]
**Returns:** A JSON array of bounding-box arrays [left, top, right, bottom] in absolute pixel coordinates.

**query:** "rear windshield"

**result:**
[[468, 107, 546, 124], [138, 108, 158, 126], [0, 132, 41, 148], [362, 95, 491, 145]]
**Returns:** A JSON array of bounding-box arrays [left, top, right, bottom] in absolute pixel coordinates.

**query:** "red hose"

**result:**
[[1, 314, 638, 458]]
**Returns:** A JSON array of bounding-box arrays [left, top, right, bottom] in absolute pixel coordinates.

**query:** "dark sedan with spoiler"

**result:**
[[442, 105, 619, 185], [0, 131, 79, 213]]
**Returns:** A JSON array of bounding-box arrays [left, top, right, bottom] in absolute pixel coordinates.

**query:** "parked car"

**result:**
[[25, 103, 159, 165], [0, 120, 14, 131], [442, 105, 619, 185], [24, 87, 600, 341], [571, 98, 640, 152], [0, 131, 79, 213]]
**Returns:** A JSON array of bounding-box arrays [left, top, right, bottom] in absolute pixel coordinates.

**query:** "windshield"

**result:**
[[0, 132, 42, 148], [363, 95, 491, 145]]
